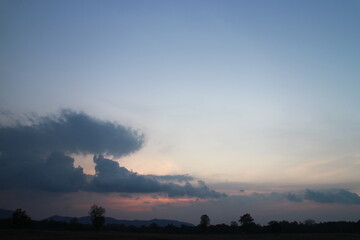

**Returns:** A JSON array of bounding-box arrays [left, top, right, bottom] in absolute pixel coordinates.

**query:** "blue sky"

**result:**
[[1, 0, 360, 224]]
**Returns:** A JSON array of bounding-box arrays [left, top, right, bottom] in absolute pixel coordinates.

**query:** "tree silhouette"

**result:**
[[149, 223, 159, 233], [239, 213, 254, 225], [239, 213, 255, 233], [88, 204, 106, 231], [268, 220, 282, 234], [304, 219, 316, 225], [12, 208, 31, 228], [199, 214, 210, 232], [230, 221, 238, 233]]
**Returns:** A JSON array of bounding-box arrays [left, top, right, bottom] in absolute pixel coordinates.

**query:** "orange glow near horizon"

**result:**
[[105, 195, 208, 212]]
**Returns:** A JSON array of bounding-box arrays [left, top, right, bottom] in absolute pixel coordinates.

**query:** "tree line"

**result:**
[[1, 206, 360, 234]]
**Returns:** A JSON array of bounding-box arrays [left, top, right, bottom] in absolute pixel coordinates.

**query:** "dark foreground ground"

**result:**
[[1, 230, 360, 240]]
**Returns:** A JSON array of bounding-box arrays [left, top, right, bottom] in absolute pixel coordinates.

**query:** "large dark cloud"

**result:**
[[0, 110, 224, 198], [0, 109, 143, 158], [0, 150, 86, 192]]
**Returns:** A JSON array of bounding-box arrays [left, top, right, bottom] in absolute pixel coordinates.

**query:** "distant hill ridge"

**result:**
[[0, 209, 193, 227], [0, 209, 13, 219], [46, 215, 194, 227]]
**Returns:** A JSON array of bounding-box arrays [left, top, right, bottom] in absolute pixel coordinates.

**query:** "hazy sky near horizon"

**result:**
[[1, 0, 360, 224]]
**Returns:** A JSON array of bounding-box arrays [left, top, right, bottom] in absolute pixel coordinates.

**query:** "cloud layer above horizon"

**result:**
[[0, 110, 224, 198], [287, 189, 360, 205]]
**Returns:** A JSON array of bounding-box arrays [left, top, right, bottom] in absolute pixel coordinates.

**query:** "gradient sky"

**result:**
[[1, 0, 360, 225]]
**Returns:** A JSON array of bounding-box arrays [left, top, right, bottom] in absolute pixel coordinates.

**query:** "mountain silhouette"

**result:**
[[0, 208, 193, 227], [46, 215, 194, 227], [0, 209, 13, 219]]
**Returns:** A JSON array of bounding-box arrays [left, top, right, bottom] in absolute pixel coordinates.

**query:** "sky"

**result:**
[[0, 0, 360, 225]]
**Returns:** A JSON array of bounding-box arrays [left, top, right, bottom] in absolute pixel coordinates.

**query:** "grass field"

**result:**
[[1, 230, 360, 240]]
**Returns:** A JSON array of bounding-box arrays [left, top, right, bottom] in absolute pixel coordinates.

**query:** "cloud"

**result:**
[[37, 151, 86, 192], [286, 193, 303, 202], [0, 109, 144, 158], [0, 150, 86, 192], [146, 174, 194, 183], [89, 154, 162, 193], [285, 189, 360, 205], [304, 189, 360, 204], [89, 155, 225, 198], [0, 110, 223, 198]]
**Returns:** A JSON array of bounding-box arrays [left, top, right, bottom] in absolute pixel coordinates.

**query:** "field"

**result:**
[[1, 230, 359, 240]]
